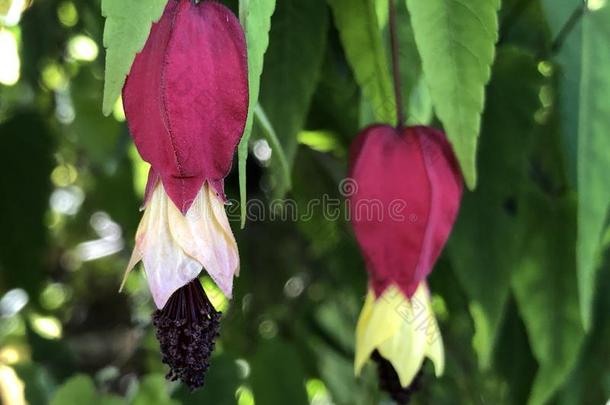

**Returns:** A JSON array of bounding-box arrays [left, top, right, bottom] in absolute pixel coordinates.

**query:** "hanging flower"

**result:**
[[348, 125, 462, 402], [119, 0, 248, 389]]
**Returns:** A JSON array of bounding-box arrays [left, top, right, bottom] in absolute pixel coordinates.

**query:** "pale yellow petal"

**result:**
[[413, 285, 445, 376], [354, 283, 445, 386], [354, 286, 403, 376], [378, 296, 427, 387]]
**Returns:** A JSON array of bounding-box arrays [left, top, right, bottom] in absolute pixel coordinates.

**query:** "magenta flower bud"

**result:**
[[120, 0, 248, 390], [348, 125, 462, 397], [123, 0, 248, 212]]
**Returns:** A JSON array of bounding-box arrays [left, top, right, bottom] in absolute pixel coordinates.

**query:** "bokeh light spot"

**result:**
[[57, 1, 78, 27], [51, 164, 78, 187], [67, 34, 98, 62], [235, 386, 255, 405], [0, 29, 20, 86], [29, 314, 62, 340]]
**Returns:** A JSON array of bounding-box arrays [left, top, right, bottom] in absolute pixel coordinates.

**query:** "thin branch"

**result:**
[[551, 0, 587, 55], [388, 0, 405, 129]]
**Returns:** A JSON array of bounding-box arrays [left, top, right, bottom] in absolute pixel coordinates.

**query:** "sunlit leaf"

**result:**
[[101, 0, 168, 115], [406, 0, 500, 188]]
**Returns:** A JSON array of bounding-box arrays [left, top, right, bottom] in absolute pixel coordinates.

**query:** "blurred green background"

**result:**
[[0, 0, 609, 404]]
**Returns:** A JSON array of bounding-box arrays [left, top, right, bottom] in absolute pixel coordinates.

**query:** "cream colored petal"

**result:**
[[167, 182, 239, 299], [207, 185, 241, 277], [119, 202, 152, 292], [138, 185, 203, 309], [354, 286, 403, 376], [119, 246, 143, 292]]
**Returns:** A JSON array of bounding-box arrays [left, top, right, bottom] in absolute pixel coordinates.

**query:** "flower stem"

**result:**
[[389, 0, 405, 129]]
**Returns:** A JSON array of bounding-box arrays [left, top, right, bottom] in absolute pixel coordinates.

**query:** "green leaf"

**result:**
[[133, 374, 179, 405], [327, 0, 395, 125], [172, 355, 240, 405], [542, 1, 610, 329], [576, 4, 610, 330], [558, 266, 610, 405], [448, 48, 544, 368], [511, 193, 585, 405], [250, 339, 309, 405], [238, 0, 276, 227], [101, 0, 168, 115], [50, 375, 96, 405], [259, 0, 328, 197], [53, 376, 125, 405], [406, 0, 500, 188]]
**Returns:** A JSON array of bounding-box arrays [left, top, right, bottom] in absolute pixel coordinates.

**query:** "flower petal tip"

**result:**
[[355, 283, 445, 387]]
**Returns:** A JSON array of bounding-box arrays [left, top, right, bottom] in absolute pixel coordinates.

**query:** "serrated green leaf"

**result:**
[[259, 0, 328, 197], [406, 0, 500, 188], [512, 194, 585, 405], [238, 0, 276, 228], [448, 48, 544, 369], [327, 0, 395, 125], [101, 0, 168, 116]]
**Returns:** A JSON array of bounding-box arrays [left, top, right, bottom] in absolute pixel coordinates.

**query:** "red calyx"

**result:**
[[123, 0, 249, 213], [348, 125, 463, 298]]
